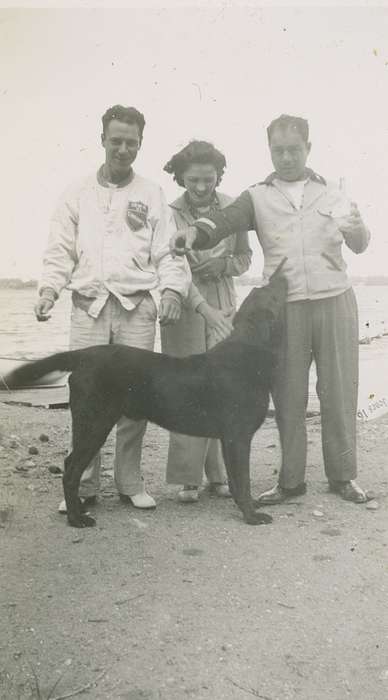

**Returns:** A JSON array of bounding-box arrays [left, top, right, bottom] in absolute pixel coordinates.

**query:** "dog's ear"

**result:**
[[232, 289, 256, 326]]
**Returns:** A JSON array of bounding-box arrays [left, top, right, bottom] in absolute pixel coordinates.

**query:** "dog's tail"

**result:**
[[1, 350, 83, 391]]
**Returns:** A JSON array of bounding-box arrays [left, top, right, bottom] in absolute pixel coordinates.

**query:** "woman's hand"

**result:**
[[197, 302, 234, 341], [195, 256, 227, 280]]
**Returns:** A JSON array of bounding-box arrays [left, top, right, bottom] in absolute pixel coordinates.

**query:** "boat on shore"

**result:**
[[0, 356, 67, 391]]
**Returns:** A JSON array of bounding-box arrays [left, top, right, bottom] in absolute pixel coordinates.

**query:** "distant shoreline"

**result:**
[[0, 278, 38, 289], [235, 275, 388, 287], [1, 276, 388, 290]]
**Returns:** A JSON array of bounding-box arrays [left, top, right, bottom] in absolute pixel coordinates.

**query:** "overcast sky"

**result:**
[[1, 2, 388, 278]]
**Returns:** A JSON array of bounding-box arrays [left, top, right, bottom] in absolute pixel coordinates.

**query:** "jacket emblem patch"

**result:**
[[126, 201, 149, 231]]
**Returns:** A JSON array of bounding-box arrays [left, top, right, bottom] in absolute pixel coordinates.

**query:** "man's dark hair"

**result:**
[[267, 114, 309, 144], [101, 105, 146, 142], [164, 140, 227, 187]]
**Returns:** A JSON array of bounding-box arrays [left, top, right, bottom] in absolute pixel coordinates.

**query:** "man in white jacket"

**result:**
[[35, 104, 190, 512]]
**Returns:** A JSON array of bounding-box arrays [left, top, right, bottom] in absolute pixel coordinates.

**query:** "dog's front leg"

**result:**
[[221, 435, 272, 525]]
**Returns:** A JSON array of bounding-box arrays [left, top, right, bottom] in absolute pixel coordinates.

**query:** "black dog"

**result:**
[[5, 273, 287, 528]]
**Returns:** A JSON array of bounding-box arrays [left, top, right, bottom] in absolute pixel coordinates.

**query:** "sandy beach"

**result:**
[[1, 392, 387, 699], [1, 285, 388, 699]]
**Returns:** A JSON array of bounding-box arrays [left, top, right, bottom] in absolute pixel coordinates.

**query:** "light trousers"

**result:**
[[272, 289, 359, 489], [69, 293, 156, 498], [161, 299, 227, 487], [165, 434, 226, 487]]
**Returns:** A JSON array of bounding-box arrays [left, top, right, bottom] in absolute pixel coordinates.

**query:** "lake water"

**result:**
[[1, 285, 388, 420], [0, 285, 387, 360]]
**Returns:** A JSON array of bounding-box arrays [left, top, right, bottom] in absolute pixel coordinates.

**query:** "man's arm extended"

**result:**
[[170, 190, 256, 256]]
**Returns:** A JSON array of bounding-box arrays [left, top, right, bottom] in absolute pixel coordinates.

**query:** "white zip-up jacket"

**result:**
[[195, 171, 370, 302], [40, 168, 191, 317]]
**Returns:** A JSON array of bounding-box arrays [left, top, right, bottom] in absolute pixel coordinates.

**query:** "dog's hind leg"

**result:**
[[64, 421, 118, 527], [221, 434, 272, 526], [64, 391, 122, 528]]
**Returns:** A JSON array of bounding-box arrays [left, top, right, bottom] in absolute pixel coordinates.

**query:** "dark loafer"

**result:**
[[329, 480, 368, 503], [257, 482, 307, 505]]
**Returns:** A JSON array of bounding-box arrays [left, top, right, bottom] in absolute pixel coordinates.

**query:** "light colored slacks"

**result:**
[[161, 296, 227, 487], [272, 288, 359, 489], [69, 293, 156, 498], [165, 434, 226, 487]]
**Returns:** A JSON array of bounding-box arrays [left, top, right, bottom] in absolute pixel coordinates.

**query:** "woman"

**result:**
[[161, 140, 252, 503]]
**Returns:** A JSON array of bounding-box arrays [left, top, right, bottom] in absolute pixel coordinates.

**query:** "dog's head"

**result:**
[[233, 272, 288, 349]]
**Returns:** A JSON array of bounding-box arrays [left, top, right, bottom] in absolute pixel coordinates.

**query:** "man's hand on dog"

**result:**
[[170, 225, 199, 257]]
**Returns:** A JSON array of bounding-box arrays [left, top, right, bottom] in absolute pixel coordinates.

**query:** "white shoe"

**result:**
[[177, 486, 199, 503], [127, 492, 156, 509], [58, 499, 67, 514], [209, 482, 232, 498], [58, 495, 97, 514]]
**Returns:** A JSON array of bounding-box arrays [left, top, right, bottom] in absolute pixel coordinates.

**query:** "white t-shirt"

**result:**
[[274, 178, 308, 209]]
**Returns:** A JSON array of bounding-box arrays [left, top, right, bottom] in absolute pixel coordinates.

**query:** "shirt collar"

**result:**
[[97, 164, 135, 188], [258, 168, 326, 186], [170, 191, 219, 213], [184, 191, 220, 218]]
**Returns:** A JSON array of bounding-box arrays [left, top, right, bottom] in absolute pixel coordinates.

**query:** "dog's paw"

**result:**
[[67, 513, 96, 528], [244, 510, 273, 525]]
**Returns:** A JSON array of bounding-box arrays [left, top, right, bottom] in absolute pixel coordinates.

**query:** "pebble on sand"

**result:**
[[130, 518, 148, 530], [48, 465, 62, 474]]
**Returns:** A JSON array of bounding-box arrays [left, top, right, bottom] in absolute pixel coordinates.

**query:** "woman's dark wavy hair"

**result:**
[[164, 140, 227, 187], [101, 105, 146, 143], [267, 114, 309, 143]]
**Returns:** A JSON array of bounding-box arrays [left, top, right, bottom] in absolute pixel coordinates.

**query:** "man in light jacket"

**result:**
[[35, 104, 190, 513], [170, 113, 370, 505]]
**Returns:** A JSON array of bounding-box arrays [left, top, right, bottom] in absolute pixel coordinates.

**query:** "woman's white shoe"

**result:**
[[177, 486, 199, 503], [129, 492, 156, 509]]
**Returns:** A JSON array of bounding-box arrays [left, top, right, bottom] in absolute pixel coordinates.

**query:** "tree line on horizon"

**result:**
[[1, 275, 388, 289]]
